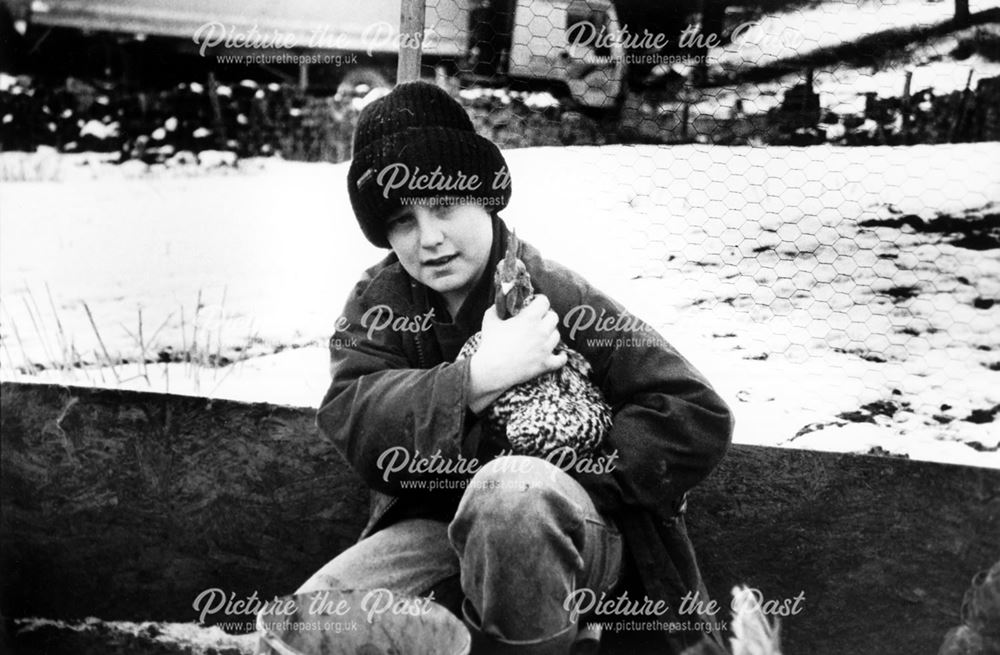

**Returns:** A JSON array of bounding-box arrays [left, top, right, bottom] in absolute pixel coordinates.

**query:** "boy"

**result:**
[[302, 81, 733, 654]]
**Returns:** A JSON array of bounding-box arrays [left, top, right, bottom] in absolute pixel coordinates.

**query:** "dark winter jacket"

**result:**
[[317, 215, 734, 649]]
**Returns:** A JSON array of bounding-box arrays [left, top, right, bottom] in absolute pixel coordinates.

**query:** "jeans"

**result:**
[[297, 455, 624, 655]]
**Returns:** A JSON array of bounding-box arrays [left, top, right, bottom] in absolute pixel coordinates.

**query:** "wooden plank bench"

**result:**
[[1, 382, 997, 654]]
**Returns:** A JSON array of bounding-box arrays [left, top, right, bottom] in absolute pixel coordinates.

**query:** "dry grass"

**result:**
[[1, 285, 262, 395]]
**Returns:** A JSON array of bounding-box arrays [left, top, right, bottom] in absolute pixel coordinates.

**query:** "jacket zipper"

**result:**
[[411, 280, 428, 368], [414, 328, 427, 368]]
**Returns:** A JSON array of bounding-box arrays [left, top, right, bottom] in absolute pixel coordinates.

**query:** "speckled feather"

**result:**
[[457, 232, 612, 457]]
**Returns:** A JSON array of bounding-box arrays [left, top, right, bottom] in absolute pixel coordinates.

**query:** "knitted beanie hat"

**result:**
[[347, 81, 512, 248]]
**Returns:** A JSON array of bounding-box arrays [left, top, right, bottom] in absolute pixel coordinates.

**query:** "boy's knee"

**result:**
[[451, 455, 583, 541]]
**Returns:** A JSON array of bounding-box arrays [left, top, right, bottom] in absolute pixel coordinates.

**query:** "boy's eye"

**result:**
[[388, 211, 415, 229]]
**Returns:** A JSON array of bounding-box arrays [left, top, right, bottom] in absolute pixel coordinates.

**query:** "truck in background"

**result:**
[[1, 0, 626, 110]]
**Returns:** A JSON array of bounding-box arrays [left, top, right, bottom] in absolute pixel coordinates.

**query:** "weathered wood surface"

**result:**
[[2, 381, 998, 654], [0, 382, 370, 624]]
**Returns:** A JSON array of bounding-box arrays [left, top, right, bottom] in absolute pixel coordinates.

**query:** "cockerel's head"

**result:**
[[494, 230, 533, 320]]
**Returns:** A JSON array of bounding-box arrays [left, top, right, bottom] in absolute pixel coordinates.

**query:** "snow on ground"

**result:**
[[692, 0, 1000, 117], [2, 144, 998, 469], [714, 0, 999, 71], [13, 617, 258, 654]]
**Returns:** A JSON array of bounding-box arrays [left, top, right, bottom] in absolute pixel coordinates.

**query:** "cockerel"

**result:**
[[457, 231, 612, 458]]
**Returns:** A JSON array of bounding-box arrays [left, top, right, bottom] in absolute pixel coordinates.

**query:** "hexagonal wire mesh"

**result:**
[[417, 0, 999, 465]]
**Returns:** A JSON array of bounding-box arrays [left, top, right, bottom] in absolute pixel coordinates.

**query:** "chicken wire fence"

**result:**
[[416, 0, 999, 454], [0, 0, 996, 457]]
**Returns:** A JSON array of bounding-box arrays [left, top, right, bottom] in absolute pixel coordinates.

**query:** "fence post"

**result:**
[[206, 72, 228, 150], [901, 69, 912, 142], [678, 82, 699, 142], [955, 0, 970, 25], [398, 0, 426, 83], [298, 60, 309, 92], [949, 69, 975, 142]]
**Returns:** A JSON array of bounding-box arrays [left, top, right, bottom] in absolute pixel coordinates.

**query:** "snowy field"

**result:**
[[683, 0, 1000, 118], [714, 0, 1000, 72], [2, 143, 998, 468]]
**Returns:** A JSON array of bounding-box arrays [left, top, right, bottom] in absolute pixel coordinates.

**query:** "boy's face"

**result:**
[[386, 200, 493, 314]]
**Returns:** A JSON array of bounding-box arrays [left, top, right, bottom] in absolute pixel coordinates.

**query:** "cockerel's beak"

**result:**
[[500, 281, 515, 296]]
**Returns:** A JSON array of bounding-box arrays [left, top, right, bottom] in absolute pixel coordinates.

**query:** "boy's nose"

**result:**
[[414, 207, 446, 248]]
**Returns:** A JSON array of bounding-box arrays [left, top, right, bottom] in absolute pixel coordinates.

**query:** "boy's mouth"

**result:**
[[423, 254, 458, 267]]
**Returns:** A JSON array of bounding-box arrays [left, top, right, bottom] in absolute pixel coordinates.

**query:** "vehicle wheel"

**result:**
[[336, 66, 392, 97]]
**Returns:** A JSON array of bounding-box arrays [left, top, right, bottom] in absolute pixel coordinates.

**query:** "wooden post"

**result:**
[[678, 82, 697, 142], [206, 72, 228, 150], [955, 0, 970, 25], [397, 0, 426, 83], [681, 99, 690, 142], [949, 69, 976, 142], [695, 0, 725, 86], [298, 59, 309, 92], [900, 69, 912, 142]]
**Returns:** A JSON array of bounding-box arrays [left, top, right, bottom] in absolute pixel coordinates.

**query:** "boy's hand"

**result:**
[[467, 295, 567, 413]]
